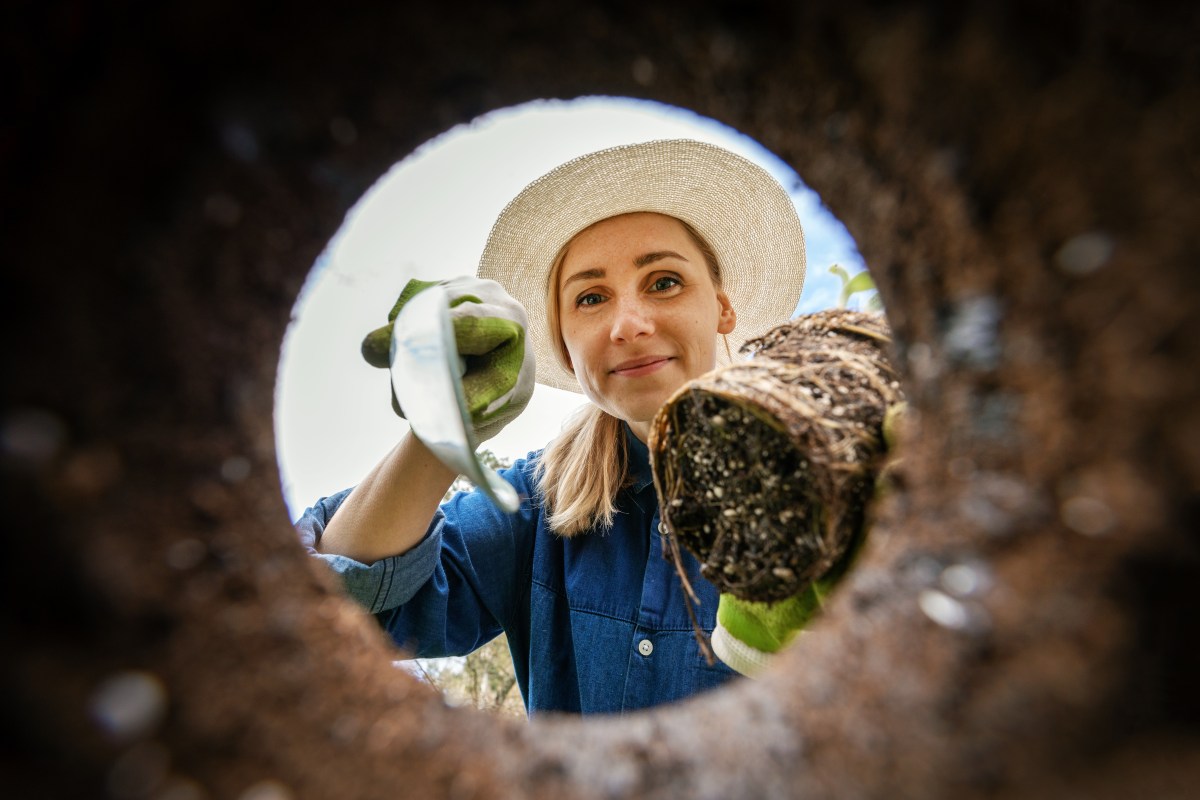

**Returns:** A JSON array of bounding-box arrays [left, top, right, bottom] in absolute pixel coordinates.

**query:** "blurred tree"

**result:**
[[412, 635, 525, 718], [441, 449, 511, 502]]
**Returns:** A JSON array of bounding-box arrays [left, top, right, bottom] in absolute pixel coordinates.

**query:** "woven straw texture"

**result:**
[[477, 139, 807, 392]]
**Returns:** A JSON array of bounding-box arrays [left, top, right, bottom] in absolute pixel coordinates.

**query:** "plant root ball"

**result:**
[[650, 310, 904, 603]]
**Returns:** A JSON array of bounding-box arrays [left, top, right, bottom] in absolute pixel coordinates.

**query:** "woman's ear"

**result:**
[[716, 291, 737, 335]]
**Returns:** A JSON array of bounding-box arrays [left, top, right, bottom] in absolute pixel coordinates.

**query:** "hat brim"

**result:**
[[478, 139, 807, 393]]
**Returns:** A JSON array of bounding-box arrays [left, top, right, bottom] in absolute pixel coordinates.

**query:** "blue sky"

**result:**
[[275, 97, 868, 517]]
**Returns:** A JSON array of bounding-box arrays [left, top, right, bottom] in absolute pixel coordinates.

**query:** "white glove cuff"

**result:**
[[711, 622, 774, 678]]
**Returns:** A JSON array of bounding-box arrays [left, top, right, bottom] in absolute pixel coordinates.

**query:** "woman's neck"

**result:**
[[626, 419, 651, 444]]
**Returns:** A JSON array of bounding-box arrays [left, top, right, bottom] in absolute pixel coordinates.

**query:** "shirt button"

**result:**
[[658, 521, 668, 535], [637, 638, 654, 657]]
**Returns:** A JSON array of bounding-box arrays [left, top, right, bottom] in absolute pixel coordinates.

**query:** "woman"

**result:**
[[296, 139, 807, 714]]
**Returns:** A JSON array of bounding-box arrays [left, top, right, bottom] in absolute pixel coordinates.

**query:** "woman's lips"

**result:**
[[611, 356, 673, 377]]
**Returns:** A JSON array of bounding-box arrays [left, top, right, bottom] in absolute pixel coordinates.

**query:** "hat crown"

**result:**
[[478, 138, 806, 392]]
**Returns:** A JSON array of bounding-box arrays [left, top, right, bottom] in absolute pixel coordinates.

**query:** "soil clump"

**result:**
[[651, 310, 904, 604]]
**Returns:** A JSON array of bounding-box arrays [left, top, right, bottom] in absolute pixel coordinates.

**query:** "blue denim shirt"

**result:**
[[295, 427, 738, 715]]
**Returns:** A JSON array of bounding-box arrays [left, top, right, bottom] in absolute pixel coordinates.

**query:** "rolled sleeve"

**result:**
[[294, 487, 444, 613], [315, 522, 443, 613]]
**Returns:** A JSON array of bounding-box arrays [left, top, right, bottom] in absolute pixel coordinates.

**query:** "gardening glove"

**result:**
[[711, 577, 836, 677], [361, 276, 535, 444], [711, 401, 908, 677]]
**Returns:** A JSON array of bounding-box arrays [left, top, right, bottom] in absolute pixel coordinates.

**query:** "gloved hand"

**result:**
[[711, 401, 908, 677], [711, 578, 834, 677], [361, 276, 536, 443]]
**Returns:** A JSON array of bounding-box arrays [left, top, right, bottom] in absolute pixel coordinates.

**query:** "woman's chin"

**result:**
[[613, 394, 676, 429], [591, 369, 698, 427]]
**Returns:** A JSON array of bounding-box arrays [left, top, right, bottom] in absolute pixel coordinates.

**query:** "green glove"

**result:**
[[712, 579, 835, 676], [361, 276, 535, 443], [711, 401, 908, 677]]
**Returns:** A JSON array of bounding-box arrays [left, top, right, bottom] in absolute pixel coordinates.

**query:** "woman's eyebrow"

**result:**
[[635, 250, 688, 267], [561, 268, 605, 289]]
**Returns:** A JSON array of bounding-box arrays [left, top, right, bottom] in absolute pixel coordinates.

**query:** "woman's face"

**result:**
[[555, 212, 736, 439]]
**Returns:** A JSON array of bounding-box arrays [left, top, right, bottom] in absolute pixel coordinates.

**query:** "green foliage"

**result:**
[[411, 634, 525, 718], [828, 264, 883, 312], [442, 449, 512, 503]]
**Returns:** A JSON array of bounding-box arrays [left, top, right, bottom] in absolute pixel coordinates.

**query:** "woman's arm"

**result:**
[[317, 431, 458, 564], [323, 275, 532, 564]]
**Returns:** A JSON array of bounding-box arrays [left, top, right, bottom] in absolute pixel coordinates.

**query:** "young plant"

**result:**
[[828, 264, 883, 312]]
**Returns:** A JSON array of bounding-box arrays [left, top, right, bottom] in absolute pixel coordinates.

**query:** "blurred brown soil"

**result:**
[[3, 1, 1198, 798]]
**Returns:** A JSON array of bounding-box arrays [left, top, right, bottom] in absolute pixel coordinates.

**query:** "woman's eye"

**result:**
[[576, 293, 604, 307], [651, 276, 681, 292]]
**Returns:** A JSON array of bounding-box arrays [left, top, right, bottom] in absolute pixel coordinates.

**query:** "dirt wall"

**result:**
[[4, 1, 1198, 797]]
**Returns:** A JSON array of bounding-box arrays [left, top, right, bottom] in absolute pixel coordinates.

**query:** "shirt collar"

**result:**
[[625, 423, 655, 493]]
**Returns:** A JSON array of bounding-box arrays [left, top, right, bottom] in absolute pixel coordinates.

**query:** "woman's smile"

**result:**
[[610, 355, 675, 377]]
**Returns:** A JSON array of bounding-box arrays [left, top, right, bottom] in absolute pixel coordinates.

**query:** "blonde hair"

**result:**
[[535, 214, 723, 536]]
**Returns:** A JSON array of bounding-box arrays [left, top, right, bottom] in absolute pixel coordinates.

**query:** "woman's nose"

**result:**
[[609, 298, 655, 342]]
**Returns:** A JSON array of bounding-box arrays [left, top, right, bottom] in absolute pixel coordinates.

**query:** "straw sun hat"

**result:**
[[478, 138, 807, 393]]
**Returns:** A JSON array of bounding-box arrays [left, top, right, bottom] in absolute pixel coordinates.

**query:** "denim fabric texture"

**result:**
[[295, 425, 738, 715]]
